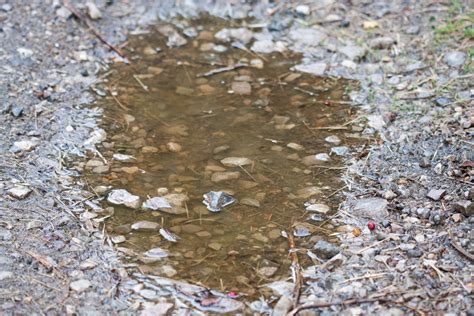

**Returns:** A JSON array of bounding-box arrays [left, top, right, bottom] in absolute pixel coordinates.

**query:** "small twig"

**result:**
[[326, 185, 348, 198], [288, 297, 427, 316], [449, 232, 474, 262], [133, 74, 149, 92], [286, 230, 302, 309], [311, 165, 347, 170], [239, 165, 257, 182], [339, 272, 389, 284], [110, 94, 130, 112], [356, 236, 391, 255], [196, 63, 248, 78], [310, 126, 349, 130], [63, 0, 126, 58]]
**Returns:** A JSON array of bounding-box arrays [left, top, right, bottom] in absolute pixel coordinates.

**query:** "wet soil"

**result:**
[[84, 18, 355, 294]]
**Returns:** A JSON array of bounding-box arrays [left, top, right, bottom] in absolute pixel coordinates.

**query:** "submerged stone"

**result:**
[[107, 189, 140, 209]]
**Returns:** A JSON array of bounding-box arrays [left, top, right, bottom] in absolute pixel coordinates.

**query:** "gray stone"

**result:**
[[305, 203, 330, 214], [131, 221, 159, 231], [331, 146, 349, 156], [221, 157, 253, 167], [443, 51, 465, 67], [70, 279, 91, 293], [8, 186, 31, 199], [143, 247, 169, 258], [384, 190, 398, 200], [314, 153, 331, 162], [293, 62, 327, 76], [369, 37, 395, 49], [289, 28, 327, 46], [452, 200, 473, 217], [339, 45, 366, 60], [325, 135, 341, 145], [85, 2, 102, 20], [142, 197, 172, 211], [272, 295, 293, 316], [351, 198, 389, 219], [0, 271, 13, 281], [313, 240, 340, 259], [12, 140, 37, 151], [251, 40, 277, 53], [427, 189, 446, 201], [211, 171, 240, 182], [139, 289, 158, 300], [107, 189, 140, 209]]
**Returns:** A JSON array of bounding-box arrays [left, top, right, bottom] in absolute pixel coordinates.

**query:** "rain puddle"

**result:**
[[83, 18, 356, 297]]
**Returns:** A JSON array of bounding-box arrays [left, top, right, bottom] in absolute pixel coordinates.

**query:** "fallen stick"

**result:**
[[63, 0, 126, 58], [196, 63, 248, 77], [287, 297, 427, 316], [286, 230, 302, 309], [449, 232, 474, 262]]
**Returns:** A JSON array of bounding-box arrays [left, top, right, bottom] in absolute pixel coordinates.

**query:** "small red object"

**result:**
[[367, 221, 376, 231], [227, 291, 239, 298], [324, 100, 331, 106]]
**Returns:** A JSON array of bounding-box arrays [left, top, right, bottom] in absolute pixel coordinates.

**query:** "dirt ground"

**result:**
[[0, 0, 472, 315]]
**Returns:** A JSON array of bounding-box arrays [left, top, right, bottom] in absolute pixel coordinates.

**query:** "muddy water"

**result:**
[[86, 19, 355, 296]]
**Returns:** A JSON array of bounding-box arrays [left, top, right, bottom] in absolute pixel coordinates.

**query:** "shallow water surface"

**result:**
[[85, 18, 355, 296]]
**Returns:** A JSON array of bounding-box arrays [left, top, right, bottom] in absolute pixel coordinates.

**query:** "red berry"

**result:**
[[367, 221, 376, 231], [227, 291, 239, 298], [324, 100, 331, 106]]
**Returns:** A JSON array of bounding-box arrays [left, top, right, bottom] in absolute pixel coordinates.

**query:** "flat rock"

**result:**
[[240, 197, 260, 208], [139, 289, 158, 300], [215, 27, 253, 44], [107, 189, 140, 209], [12, 140, 37, 151], [301, 153, 330, 165], [131, 221, 159, 231], [287, 143, 304, 151], [85, 1, 101, 19], [142, 197, 172, 211], [8, 186, 31, 199], [452, 200, 473, 217], [315, 153, 331, 162], [143, 247, 169, 258], [208, 242, 222, 251], [157, 193, 188, 215], [111, 235, 126, 244], [325, 135, 341, 145], [70, 279, 91, 293], [338, 45, 366, 60], [313, 240, 340, 259], [295, 186, 321, 199], [289, 28, 327, 46], [141, 302, 174, 316], [272, 295, 293, 316], [369, 37, 395, 49], [293, 222, 317, 237], [305, 203, 330, 214], [113, 153, 136, 162], [211, 171, 240, 182], [427, 189, 446, 201], [221, 157, 253, 167], [257, 266, 278, 277], [350, 198, 388, 219], [293, 62, 327, 76], [331, 146, 349, 156], [232, 81, 252, 95], [0, 271, 13, 281], [443, 51, 465, 67]]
